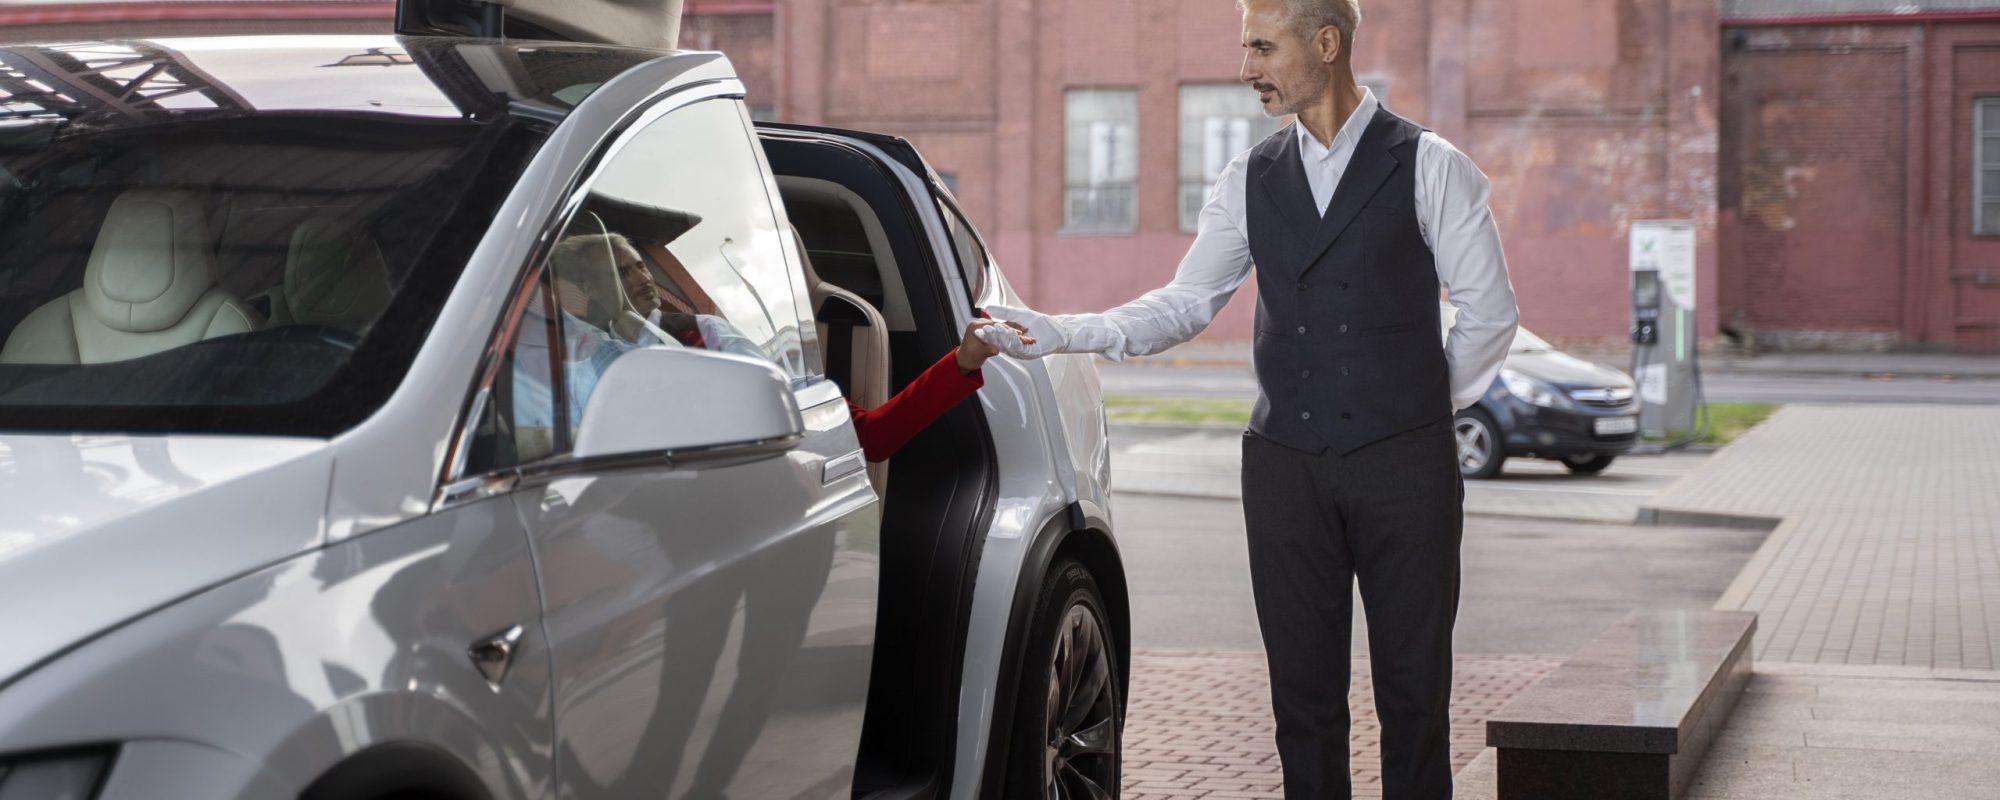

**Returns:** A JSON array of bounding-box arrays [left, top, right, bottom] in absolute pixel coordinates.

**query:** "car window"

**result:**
[[0, 113, 544, 436], [585, 98, 809, 379], [936, 199, 989, 303]]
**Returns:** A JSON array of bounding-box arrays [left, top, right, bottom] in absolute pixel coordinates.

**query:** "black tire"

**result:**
[[1008, 558, 1123, 800], [1562, 454, 1616, 474], [1453, 408, 1507, 480]]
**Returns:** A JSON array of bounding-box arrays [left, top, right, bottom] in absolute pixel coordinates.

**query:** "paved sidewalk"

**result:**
[[1124, 652, 1560, 799], [1644, 405, 2000, 668], [1684, 663, 2000, 799], [1116, 340, 2000, 380]]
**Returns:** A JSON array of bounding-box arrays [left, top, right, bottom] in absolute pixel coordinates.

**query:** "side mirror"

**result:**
[[572, 346, 803, 461]]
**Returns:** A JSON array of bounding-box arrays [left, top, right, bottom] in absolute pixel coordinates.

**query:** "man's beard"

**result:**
[[1264, 68, 1329, 118]]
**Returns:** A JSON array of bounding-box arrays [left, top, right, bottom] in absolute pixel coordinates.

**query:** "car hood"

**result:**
[[0, 435, 333, 688], [1506, 349, 1634, 390]]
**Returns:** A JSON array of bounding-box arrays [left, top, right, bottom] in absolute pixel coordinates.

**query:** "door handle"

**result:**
[[822, 449, 866, 485], [468, 624, 524, 691]]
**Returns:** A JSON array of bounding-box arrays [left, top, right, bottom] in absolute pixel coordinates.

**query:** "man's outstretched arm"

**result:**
[[986, 154, 1257, 361]]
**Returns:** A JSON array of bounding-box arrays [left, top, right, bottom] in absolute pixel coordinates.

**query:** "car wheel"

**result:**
[[1010, 558, 1122, 800], [1454, 409, 1507, 480], [1562, 454, 1616, 474]]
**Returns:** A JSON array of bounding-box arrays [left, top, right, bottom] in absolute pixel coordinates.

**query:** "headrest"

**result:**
[[285, 220, 394, 332], [82, 189, 219, 333]]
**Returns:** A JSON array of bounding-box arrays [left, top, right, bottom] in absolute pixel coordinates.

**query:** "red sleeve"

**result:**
[[849, 348, 985, 462]]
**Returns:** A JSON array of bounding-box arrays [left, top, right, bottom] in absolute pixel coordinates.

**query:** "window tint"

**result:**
[[588, 98, 808, 377], [467, 97, 812, 473]]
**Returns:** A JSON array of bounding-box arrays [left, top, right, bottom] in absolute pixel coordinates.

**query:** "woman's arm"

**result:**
[[848, 319, 1024, 462]]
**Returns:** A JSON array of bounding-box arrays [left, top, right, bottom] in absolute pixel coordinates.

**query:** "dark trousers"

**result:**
[[1240, 416, 1464, 800]]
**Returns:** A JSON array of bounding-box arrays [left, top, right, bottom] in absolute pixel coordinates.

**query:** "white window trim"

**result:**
[[1979, 97, 1998, 236]]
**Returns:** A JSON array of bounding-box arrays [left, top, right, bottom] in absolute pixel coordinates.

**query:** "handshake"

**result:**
[[959, 305, 1124, 365]]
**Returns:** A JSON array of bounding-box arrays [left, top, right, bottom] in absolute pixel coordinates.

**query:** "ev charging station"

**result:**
[[1628, 220, 1699, 439]]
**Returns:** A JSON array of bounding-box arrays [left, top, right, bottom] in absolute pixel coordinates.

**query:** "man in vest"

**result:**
[[986, 1, 1518, 796]]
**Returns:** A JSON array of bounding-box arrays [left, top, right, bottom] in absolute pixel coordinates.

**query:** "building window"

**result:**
[[1064, 88, 1138, 234], [1179, 85, 1283, 232], [1979, 98, 2000, 236]]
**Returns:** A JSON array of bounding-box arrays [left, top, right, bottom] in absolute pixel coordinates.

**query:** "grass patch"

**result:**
[[1646, 402, 1779, 446], [1104, 394, 1253, 428]]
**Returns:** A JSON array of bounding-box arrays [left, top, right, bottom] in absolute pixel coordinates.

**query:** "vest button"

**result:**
[[1296, 325, 1308, 335], [1338, 324, 1349, 333], [1300, 412, 1312, 421], [1341, 412, 1352, 420], [1339, 281, 1350, 290], [1301, 369, 1311, 379], [1340, 367, 1351, 376], [1296, 281, 1309, 292]]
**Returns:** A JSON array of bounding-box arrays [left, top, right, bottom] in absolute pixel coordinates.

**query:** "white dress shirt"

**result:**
[[1048, 88, 1519, 412]]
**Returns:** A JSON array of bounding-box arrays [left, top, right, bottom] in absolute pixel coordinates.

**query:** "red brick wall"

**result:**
[[780, 0, 1720, 346], [1720, 19, 2000, 352]]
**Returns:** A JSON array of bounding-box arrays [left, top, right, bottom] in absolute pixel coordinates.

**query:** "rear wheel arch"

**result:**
[[299, 742, 490, 800], [977, 504, 1129, 798]]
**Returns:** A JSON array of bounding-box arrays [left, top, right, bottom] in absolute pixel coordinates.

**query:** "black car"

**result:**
[[1447, 309, 1641, 479]]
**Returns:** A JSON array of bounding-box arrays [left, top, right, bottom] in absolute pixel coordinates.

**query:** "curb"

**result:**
[[1713, 517, 1799, 613], [1635, 507, 1785, 531]]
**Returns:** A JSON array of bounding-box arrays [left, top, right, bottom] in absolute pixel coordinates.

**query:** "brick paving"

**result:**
[[1123, 651, 1561, 799], [1644, 405, 2000, 668]]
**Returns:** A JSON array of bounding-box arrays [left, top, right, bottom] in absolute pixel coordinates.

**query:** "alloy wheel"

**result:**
[[1041, 603, 1118, 800]]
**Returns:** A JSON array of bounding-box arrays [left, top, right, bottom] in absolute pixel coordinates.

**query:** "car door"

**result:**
[[457, 89, 881, 800]]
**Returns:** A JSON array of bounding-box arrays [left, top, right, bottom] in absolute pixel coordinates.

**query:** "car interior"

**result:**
[[758, 131, 1002, 799], [0, 116, 530, 430]]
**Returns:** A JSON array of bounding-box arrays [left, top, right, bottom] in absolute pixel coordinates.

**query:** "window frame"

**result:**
[[1977, 96, 2000, 237], [1176, 82, 1284, 233], [442, 79, 778, 500], [1062, 86, 1141, 236]]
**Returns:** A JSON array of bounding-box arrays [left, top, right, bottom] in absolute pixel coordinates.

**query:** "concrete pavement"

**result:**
[[1646, 405, 2000, 668], [1110, 425, 1706, 525]]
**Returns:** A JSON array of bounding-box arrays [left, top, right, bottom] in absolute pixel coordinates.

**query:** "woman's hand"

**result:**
[[957, 318, 1033, 373]]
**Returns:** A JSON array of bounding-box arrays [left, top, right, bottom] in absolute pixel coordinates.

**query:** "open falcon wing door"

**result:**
[[397, 0, 684, 50]]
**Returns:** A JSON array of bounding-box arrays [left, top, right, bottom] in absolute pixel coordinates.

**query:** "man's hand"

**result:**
[[982, 305, 1072, 359], [958, 318, 1032, 372]]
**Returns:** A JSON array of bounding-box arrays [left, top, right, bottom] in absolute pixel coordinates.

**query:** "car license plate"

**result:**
[[1595, 416, 1638, 436]]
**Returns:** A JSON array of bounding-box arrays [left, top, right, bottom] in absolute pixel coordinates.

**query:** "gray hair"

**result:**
[[550, 231, 644, 274], [1243, 0, 1362, 55]]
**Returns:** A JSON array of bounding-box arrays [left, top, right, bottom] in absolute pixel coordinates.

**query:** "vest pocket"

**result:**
[[1358, 322, 1417, 337]]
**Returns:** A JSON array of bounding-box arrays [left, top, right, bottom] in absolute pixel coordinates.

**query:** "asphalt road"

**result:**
[[1098, 364, 2000, 405], [1113, 491, 1766, 655]]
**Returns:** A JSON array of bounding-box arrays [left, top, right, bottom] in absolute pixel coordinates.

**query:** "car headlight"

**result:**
[[0, 749, 113, 800], [1500, 368, 1573, 409]]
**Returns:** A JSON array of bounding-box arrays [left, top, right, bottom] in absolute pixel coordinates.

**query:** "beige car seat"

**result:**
[[792, 227, 892, 495], [1, 189, 261, 364], [265, 219, 394, 334]]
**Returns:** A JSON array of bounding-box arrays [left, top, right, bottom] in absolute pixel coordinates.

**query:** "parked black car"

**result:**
[[1446, 308, 1641, 479]]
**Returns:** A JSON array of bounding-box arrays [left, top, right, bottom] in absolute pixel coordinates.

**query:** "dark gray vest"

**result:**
[[1245, 106, 1451, 455]]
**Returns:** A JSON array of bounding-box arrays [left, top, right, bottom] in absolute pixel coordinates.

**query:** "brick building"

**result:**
[[4, 0, 1995, 350], [1720, 0, 2000, 352]]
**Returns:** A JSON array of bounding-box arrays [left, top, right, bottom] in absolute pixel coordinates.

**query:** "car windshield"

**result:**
[[0, 37, 664, 437], [0, 111, 544, 435]]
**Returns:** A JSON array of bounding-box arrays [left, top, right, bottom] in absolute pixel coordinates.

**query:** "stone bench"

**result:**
[[1484, 610, 1757, 800]]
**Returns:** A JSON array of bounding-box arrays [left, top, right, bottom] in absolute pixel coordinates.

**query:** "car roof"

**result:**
[[0, 35, 702, 127]]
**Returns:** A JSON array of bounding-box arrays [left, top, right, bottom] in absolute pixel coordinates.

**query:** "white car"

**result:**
[[0, 26, 1122, 800]]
